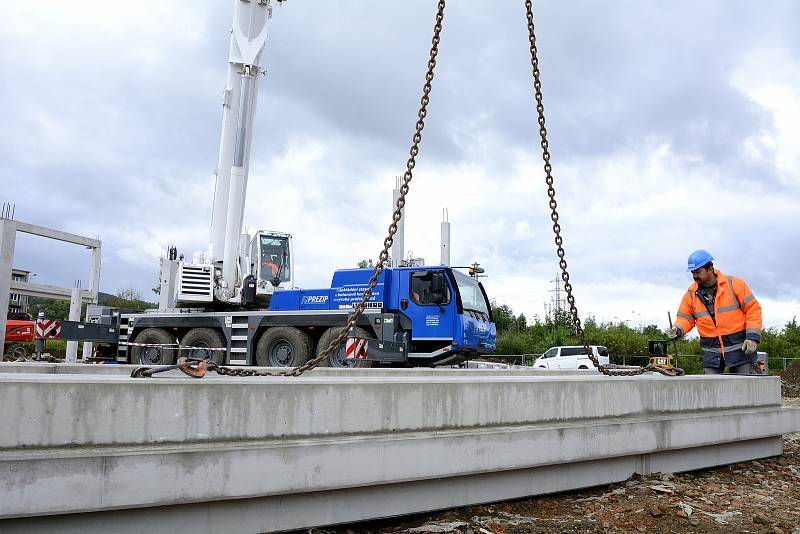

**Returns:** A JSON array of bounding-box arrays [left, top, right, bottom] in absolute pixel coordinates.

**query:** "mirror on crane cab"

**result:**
[[249, 231, 293, 300]]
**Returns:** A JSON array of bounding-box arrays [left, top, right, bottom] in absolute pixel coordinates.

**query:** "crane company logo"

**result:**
[[302, 295, 329, 305]]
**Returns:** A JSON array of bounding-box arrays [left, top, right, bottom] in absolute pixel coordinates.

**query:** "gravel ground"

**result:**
[[312, 398, 800, 534]]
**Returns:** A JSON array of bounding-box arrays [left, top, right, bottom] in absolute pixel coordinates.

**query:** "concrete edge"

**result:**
[[0, 407, 789, 517], [0, 437, 783, 533]]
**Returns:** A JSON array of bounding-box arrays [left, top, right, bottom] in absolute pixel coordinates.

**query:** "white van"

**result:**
[[533, 345, 610, 370]]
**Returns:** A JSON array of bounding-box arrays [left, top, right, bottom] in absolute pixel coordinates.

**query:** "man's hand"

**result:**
[[743, 339, 758, 355], [666, 327, 681, 341]]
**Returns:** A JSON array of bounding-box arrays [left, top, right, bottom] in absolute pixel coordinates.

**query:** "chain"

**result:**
[[524, 0, 678, 377], [278, 0, 446, 377], [131, 0, 448, 380], [130, 1, 681, 380]]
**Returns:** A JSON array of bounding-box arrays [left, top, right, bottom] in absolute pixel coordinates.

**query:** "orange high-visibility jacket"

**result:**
[[674, 270, 762, 368]]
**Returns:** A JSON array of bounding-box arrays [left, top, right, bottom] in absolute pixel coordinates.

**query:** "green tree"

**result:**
[[490, 302, 517, 334], [27, 298, 72, 321]]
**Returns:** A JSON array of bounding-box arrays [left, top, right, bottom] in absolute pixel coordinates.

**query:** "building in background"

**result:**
[[8, 268, 30, 316]]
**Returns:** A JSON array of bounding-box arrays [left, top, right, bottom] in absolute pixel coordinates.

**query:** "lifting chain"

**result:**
[[132, 0, 682, 380], [132, 0, 447, 379], [524, 0, 680, 377]]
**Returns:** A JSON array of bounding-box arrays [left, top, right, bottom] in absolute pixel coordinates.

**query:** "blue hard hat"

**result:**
[[687, 250, 714, 271]]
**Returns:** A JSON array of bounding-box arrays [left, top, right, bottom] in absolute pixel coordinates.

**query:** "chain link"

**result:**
[[524, 0, 678, 377], [136, 0, 448, 379]]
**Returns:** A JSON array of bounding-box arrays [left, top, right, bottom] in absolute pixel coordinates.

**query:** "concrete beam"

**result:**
[[0, 220, 16, 349], [0, 218, 101, 350], [9, 281, 94, 303], [0, 436, 785, 534], [0, 374, 784, 448], [13, 220, 100, 249], [0, 362, 643, 376], [0, 371, 797, 532]]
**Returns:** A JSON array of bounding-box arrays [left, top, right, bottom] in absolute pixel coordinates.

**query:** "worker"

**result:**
[[262, 255, 279, 277], [667, 250, 763, 374]]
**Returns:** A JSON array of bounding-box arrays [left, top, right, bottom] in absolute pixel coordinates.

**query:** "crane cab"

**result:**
[[248, 230, 294, 304]]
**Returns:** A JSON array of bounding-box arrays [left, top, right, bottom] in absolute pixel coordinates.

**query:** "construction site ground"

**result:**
[[313, 370, 800, 534]]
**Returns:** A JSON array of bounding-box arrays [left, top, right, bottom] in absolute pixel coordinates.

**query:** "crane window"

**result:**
[[409, 271, 451, 306], [260, 235, 290, 282]]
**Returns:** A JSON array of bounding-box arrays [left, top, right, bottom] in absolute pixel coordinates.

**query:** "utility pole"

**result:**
[[440, 208, 450, 266], [391, 177, 405, 268], [548, 275, 565, 319]]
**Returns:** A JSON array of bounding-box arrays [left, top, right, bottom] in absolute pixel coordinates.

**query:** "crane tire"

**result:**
[[130, 328, 177, 366], [180, 328, 226, 364], [255, 327, 311, 368], [316, 326, 374, 368]]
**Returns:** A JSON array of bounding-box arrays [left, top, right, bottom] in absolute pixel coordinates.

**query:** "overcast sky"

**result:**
[[1, 0, 798, 331]]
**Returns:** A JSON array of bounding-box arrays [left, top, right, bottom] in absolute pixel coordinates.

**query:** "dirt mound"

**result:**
[[325, 432, 800, 534], [781, 360, 800, 397]]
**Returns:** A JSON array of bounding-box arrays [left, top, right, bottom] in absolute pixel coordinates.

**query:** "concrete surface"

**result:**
[[0, 361, 561, 376], [0, 369, 798, 533]]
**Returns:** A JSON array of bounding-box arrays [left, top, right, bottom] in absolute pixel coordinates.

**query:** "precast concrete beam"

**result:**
[[0, 373, 784, 448], [0, 362, 627, 376], [0, 371, 798, 532]]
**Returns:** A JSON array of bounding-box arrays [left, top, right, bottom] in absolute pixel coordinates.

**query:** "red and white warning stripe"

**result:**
[[345, 337, 368, 360], [35, 319, 62, 340]]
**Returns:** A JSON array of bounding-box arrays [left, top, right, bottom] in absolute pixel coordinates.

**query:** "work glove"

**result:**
[[666, 327, 681, 341], [743, 339, 758, 355]]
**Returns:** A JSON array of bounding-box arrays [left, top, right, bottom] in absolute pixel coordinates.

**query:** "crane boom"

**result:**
[[210, 0, 274, 298], [163, 0, 292, 309]]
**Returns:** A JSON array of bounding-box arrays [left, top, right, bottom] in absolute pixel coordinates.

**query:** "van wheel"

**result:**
[[578, 365, 589, 369], [131, 328, 176, 365], [317, 326, 374, 368], [180, 328, 226, 364], [255, 327, 311, 367]]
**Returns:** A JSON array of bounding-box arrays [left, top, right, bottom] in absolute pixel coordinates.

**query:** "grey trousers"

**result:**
[[704, 361, 760, 375]]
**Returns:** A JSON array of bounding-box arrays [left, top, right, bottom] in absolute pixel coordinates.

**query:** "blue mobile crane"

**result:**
[[120, 265, 495, 368]]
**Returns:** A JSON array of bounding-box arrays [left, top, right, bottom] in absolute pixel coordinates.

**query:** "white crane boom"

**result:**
[[164, 0, 292, 309], [210, 0, 274, 298]]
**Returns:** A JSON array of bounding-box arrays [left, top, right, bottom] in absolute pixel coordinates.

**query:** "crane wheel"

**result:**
[[180, 328, 226, 364], [316, 326, 374, 368], [130, 328, 177, 366], [255, 327, 312, 367]]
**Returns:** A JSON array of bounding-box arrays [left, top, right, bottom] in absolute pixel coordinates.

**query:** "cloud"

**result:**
[[1, 0, 798, 330]]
